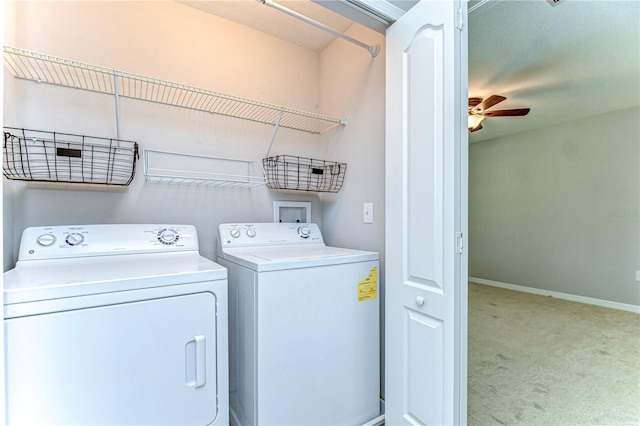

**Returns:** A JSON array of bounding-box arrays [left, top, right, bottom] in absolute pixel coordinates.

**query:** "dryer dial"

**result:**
[[157, 228, 180, 245], [230, 228, 241, 238], [246, 228, 256, 238]]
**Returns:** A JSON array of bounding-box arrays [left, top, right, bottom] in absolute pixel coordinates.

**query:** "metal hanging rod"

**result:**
[[257, 0, 380, 57]]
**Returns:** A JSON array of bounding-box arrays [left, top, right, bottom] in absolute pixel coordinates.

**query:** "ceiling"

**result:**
[[180, 0, 639, 143], [468, 0, 639, 142]]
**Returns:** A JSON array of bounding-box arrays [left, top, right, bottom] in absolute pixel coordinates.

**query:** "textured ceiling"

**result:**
[[469, 0, 640, 142], [179, 0, 640, 143]]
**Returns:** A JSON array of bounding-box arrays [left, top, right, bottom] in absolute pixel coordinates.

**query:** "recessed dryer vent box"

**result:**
[[273, 201, 311, 223]]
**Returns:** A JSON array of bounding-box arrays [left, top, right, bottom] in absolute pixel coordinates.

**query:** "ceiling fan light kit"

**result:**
[[468, 114, 484, 132], [467, 95, 530, 132]]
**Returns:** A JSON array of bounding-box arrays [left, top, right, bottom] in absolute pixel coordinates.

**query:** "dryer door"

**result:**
[[5, 292, 219, 425]]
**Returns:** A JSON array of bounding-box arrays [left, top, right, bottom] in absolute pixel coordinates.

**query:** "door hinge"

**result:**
[[456, 232, 464, 254], [456, 7, 464, 30]]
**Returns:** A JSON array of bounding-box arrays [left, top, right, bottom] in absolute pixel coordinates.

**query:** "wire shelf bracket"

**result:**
[[3, 46, 348, 135]]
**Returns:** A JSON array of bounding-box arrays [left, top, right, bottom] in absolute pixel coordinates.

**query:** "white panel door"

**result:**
[[385, 0, 468, 425], [5, 293, 219, 426]]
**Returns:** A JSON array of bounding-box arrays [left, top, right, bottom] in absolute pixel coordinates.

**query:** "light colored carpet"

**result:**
[[468, 282, 640, 425]]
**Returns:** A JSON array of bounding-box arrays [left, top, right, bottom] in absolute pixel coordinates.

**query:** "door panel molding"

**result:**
[[385, 1, 468, 425]]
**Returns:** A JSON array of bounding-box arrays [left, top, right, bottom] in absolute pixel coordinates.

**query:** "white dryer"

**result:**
[[4, 224, 229, 426], [217, 223, 380, 426]]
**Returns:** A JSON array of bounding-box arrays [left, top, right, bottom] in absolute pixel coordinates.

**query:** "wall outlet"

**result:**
[[363, 202, 374, 224], [636, 271, 640, 282]]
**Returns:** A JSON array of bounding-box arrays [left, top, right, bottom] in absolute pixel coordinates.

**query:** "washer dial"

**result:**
[[299, 226, 311, 239], [36, 234, 56, 247], [65, 233, 85, 246]]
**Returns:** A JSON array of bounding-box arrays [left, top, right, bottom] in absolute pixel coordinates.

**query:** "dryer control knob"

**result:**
[[158, 229, 179, 245], [65, 233, 84, 246], [230, 228, 241, 238], [246, 228, 256, 238], [36, 234, 56, 247]]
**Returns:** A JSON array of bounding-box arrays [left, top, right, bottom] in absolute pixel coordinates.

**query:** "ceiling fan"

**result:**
[[468, 95, 530, 132]]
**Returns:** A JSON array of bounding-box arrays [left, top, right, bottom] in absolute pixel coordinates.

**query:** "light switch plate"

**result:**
[[636, 271, 640, 282], [363, 203, 373, 224]]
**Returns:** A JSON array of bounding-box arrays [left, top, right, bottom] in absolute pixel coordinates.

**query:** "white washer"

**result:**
[[217, 223, 380, 426], [4, 224, 229, 426]]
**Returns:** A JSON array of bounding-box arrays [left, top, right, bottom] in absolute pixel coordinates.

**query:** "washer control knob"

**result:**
[[158, 229, 178, 245], [65, 233, 84, 246], [36, 234, 56, 247], [246, 228, 256, 238], [230, 228, 241, 238], [300, 227, 311, 238]]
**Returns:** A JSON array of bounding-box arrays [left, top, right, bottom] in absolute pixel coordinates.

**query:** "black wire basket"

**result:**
[[263, 155, 346, 193], [3, 127, 139, 186]]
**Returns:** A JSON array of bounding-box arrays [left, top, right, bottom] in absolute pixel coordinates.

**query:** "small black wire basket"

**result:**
[[3, 127, 139, 186], [263, 155, 346, 193]]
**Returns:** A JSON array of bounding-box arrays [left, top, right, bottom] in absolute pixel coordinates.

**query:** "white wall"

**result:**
[[469, 106, 640, 306], [319, 25, 385, 255], [2, 71, 15, 273]]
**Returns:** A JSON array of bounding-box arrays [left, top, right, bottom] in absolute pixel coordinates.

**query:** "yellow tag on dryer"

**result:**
[[358, 267, 378, 302]]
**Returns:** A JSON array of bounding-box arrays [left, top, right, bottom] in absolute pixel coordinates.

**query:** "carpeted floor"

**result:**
[[468, 282, 640, 425]]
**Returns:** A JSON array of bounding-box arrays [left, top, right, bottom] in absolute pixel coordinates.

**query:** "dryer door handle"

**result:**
[[185, 335, 207, 388], [194, 335, 207, 388]]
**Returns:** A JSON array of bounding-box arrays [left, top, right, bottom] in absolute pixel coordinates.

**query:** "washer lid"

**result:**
[[220, 244, 378, 272], [3, 251, 227, 305]]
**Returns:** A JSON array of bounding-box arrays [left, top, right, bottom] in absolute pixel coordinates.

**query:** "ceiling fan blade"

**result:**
[[483, 108, 530, 117], [468, 97, 482, 108], [469, 122, 483, 132], [474, 95, 506, 112]]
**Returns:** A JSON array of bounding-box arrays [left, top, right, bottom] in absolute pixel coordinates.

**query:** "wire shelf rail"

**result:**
[[144, 149, 266, 188], [3, 46, 346, 134], [3, 127, 139, 186]]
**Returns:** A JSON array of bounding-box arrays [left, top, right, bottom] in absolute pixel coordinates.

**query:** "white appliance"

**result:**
[[216, 223, 380, 426], [3, 224, 229, 426]]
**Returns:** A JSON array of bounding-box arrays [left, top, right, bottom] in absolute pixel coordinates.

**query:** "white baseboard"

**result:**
[[469, 277, 640, 314]]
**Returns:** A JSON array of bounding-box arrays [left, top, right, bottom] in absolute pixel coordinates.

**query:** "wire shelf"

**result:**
[[263, 155, 346, 193], [3, 127, 139, 186], [3, 46, 346, 134], [144, 149, 266, 188]]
